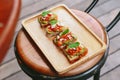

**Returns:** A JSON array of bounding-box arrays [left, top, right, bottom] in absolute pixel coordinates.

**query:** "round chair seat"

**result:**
[[15, 10, 108, 79]]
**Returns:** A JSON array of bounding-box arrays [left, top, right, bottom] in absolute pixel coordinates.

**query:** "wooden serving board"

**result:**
[[22, 4, 106, 74]]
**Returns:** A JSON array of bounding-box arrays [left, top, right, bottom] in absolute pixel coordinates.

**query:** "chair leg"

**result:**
[[94, 70, 100, 80]]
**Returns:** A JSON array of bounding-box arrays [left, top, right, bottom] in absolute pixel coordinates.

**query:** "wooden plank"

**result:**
[[98, 8, 120, 27], [96, 0, 111, 6], [71, 0, 111, 12], [19, 0, 62, 19], [100, 50, 120, 75], [1, 47, 15, 65], [109, 35, 120, 54], [97, 8, 120, 38], [4, 71, 32, 80], [59, 0, 85, 9], [100, 66, 120, 80], [10, 32, 18, 47], [0, 59, 21, 80], [108, 22, 120, 39], [22, 0, 35, 8], [33, 0, 41, 2], [90, 0, 120, 18], [71, 0, 92, 11]]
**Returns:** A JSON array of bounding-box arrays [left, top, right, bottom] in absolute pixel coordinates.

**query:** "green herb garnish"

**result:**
[[49, 20, 57, 25], [41, 11, 50, 16], [59, 29, 69, 36], [68, 42, 80, 48]]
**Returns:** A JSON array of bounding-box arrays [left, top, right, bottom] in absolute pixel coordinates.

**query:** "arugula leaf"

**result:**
[[68, 42, 80, 48], [49, 20, 57, 25], [41, 11, 50, 16], [59, 29, 69, 36]]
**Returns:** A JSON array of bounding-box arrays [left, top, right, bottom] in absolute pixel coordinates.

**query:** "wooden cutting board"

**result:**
[[22, 4, 106, 74]]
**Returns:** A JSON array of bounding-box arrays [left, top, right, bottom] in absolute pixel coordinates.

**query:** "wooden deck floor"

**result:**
[[0, 0, 120, 80]]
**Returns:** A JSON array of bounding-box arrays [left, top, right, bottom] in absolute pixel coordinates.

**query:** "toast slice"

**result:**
[[38, 11, 57, 27], [63, 42, 88, 63], [45, 22, 66, 38], [53, 29, 77, 49]]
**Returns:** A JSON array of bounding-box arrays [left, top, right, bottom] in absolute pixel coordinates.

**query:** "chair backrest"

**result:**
[[0, 0, 21, 63]]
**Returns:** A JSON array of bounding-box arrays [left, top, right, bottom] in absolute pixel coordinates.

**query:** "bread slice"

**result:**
[[45, 24, 66, 38], [63, 45, 88, 63], [53, 29, 77, 49], [38, 11, 58, 28]]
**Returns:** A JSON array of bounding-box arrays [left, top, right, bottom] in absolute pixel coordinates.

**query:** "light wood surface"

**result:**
[[0, 0, 21, 63], [16, 9, 107, 76]]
